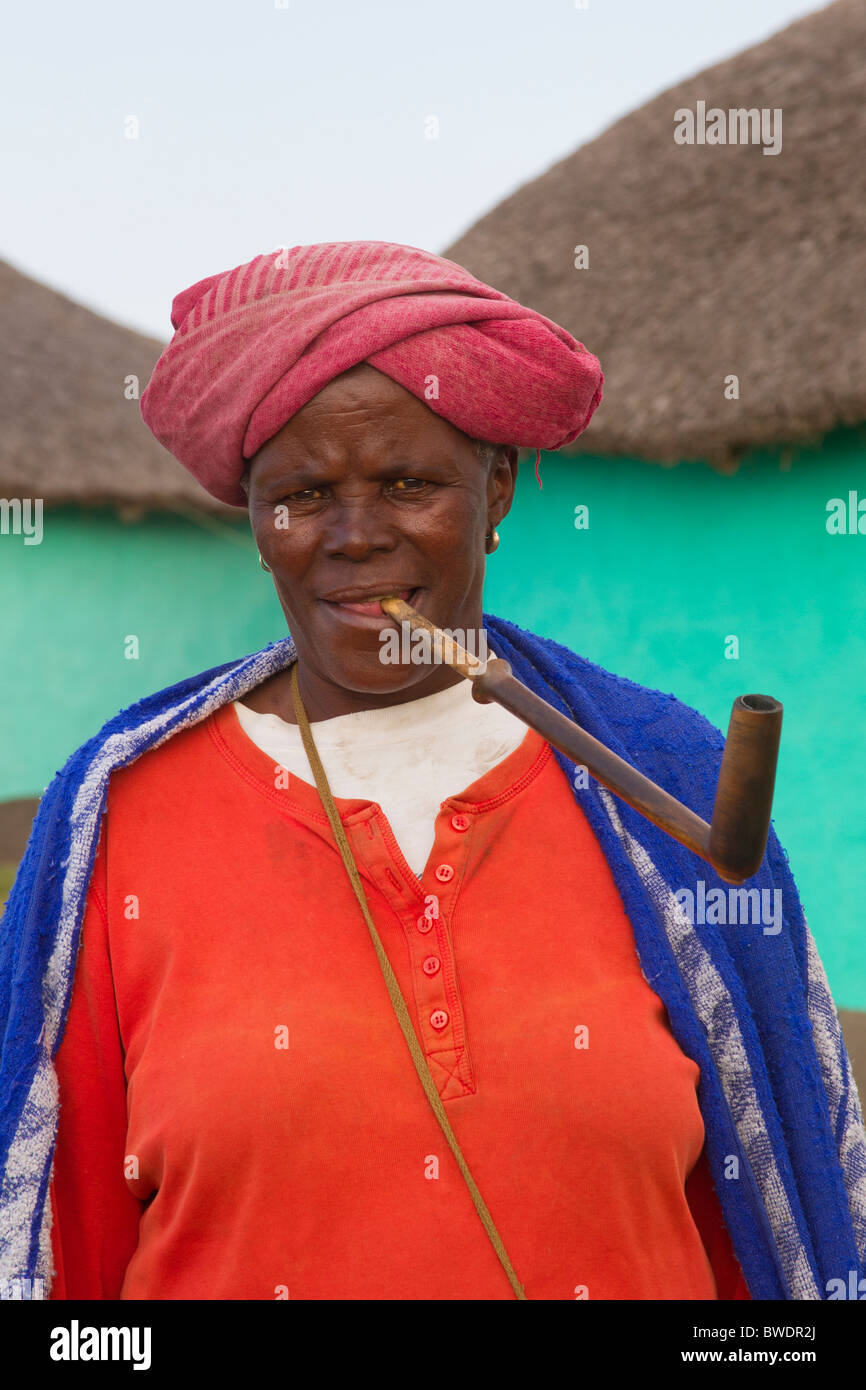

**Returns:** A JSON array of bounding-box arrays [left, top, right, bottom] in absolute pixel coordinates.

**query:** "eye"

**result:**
[[273, 478, 430, 503], [285, 487, 325, 501]]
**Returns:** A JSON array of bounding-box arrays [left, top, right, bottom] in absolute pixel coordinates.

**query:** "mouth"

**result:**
[[320, 586, 422, 619]]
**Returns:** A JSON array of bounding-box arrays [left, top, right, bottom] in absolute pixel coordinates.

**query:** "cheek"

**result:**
[[252, 504, 281, 545], [253, 512, 312, 570], [404, 492, 485, 549]]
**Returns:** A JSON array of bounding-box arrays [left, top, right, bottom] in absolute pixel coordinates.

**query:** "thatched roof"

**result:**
[[443, 0, 866, 468], [0, 257, 239, 516]]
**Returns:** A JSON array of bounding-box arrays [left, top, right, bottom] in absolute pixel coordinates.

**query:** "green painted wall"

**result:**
[[1, 424, 864, 1006]]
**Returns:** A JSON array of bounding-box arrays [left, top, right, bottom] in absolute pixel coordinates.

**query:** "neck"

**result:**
[[240, 657, 468, 724]]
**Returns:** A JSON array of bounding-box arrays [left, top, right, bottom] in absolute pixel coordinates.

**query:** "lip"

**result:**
[[320, 586, 422, 623]]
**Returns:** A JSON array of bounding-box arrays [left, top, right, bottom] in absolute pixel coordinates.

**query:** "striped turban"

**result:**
[[140, 240, 604, 508]]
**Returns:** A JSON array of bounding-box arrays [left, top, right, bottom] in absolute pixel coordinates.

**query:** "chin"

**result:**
[[328, 653, 448, 695]]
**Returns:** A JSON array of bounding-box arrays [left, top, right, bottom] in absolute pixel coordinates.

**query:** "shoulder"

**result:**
[[485, 612, 726, 807], [487, 610, 722, 730], [44, 640, 295, 803], [486, 613, 805, 930]]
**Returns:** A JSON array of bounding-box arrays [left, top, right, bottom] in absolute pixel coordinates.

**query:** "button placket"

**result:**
[[411, 890, 456, 1049], [409, 809, 473, 1056], [364, 800, 475, 1094]]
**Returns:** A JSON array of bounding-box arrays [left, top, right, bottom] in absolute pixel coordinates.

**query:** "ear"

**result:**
[[487, 446, 518, 527]]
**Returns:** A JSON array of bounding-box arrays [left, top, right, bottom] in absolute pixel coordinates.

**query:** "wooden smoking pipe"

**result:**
[[379, 596, 782, 886]]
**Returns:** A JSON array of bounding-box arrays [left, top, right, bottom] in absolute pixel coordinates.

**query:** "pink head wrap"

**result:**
[[140, 240, 603, 508]]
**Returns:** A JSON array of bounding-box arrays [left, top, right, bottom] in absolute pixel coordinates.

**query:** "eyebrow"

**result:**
[[257, 454, 450, 488]]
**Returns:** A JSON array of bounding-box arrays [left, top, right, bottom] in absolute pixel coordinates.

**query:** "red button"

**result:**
[[451, 814, 470, 832], [430, 1009, 449, 1030], [434, 864, 454, 883], [422, 956, 441, 975], [416, 915, 434, 934]]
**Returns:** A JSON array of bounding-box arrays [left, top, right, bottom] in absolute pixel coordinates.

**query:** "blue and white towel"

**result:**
[[1, 612, 865, 1299]]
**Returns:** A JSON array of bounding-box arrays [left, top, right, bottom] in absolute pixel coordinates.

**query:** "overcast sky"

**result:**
[[2, 0, 826, 341]]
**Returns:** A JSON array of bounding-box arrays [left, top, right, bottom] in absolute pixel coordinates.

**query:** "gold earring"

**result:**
[[258, 552, 271, 572], [485, 529, 500, 553]]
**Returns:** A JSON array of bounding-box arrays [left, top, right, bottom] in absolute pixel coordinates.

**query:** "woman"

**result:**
[[1, 241, 863, 1301]]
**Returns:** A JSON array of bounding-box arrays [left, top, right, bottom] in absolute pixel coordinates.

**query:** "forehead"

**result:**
[[310, 362, 400, 402], [253, 364, 470, 464], [292, 364, 434, 427]]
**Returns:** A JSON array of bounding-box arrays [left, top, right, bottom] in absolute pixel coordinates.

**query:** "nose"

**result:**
[[321, 497, 400, 560]]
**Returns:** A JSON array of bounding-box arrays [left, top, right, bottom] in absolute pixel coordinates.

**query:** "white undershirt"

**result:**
[[232, 650, 529, 878]]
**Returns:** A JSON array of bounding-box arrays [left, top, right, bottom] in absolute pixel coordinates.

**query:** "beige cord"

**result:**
[[289, 659, 526, 1300]]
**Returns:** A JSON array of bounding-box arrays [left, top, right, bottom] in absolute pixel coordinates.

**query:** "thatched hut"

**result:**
[[443, 0, 866, 1031], [0, 258, 275, 862], [445, 0, 866, 473], [0, 256, 242, 517]]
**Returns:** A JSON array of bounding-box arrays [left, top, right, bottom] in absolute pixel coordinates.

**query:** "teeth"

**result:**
[[336, 591, 411, 604]]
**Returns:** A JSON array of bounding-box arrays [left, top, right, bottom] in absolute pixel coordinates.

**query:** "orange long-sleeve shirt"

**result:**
[[48, 699, 749, 1300]]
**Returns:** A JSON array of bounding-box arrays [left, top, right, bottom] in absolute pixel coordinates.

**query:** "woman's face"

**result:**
[[246, 363, 517, 720]]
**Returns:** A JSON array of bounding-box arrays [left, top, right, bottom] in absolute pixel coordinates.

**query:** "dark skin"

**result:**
[[242, 363, 517, 724]]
